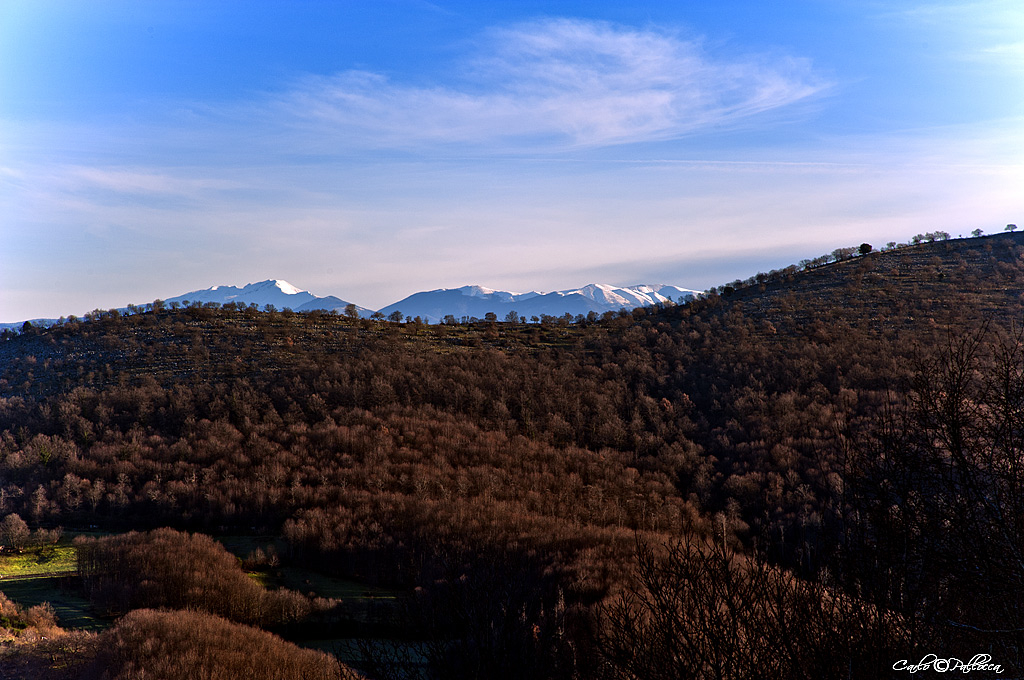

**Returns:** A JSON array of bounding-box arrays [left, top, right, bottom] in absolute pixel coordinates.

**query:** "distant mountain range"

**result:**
[[379, 283, 697, 323], [3, 279, 700, 329], [161, 280, 374, 316]]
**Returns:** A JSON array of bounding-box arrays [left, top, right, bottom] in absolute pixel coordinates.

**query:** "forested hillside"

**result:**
[[3, 232, 1024, 678]]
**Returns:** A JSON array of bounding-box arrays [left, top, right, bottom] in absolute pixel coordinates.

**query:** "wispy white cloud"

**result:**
[[7, 13, 1023, 323], [271, 18, 827, 150]]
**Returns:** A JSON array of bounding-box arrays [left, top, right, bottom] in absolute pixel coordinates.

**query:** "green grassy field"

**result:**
[[0, 541, 104, 630], [0, 575, 107, 631], [0, 534, 403, 644], [0, 544, 77, 578]]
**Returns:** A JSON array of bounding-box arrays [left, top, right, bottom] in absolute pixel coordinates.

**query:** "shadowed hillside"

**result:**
[[674, 231, 1024, 337], [3, 233, 1024, 678]]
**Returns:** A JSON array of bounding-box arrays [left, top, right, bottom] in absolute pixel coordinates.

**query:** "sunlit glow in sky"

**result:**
[[2, 0, 1023, 320]]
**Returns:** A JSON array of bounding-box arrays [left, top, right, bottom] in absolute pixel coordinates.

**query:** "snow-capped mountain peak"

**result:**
[[378, 282, 699, 323], [123, 279, 697, 326], [455, 285, 526, 302], [247, 279, 306, 296], [457, 285, 503, 298], [4, 279, 699, 329], [161, 279, 370, 315]]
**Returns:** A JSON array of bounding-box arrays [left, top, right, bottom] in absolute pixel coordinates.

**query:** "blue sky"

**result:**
[[2, 0, 1023, 320]]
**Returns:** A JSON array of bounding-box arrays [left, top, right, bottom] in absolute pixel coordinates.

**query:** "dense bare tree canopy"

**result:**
[[4, 233, 1024, 677]]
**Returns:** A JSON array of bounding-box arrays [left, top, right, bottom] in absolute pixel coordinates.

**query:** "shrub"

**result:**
[[597, 535, 908, 680], [77, 528, 320, 626], [95, 608, 357, 680]]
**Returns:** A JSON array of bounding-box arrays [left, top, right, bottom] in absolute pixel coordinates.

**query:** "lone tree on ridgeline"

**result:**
[[1007, 224, 1019, 232]]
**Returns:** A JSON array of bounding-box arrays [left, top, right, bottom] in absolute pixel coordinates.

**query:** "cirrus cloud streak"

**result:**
[[272, 18, 828, 150]]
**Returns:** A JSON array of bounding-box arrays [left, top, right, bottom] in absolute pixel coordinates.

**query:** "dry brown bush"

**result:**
[[76, 528, 322, 627], [95, 608, 359, 680], [597, 535, 909, 680]]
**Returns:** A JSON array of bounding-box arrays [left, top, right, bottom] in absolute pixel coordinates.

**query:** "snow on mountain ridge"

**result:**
[[379, 282, 699, 323], [3, 279, 699, 327], [262, 280, 305, 295], [161, 280, 370, 315], [458, 285, 503, 297]]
